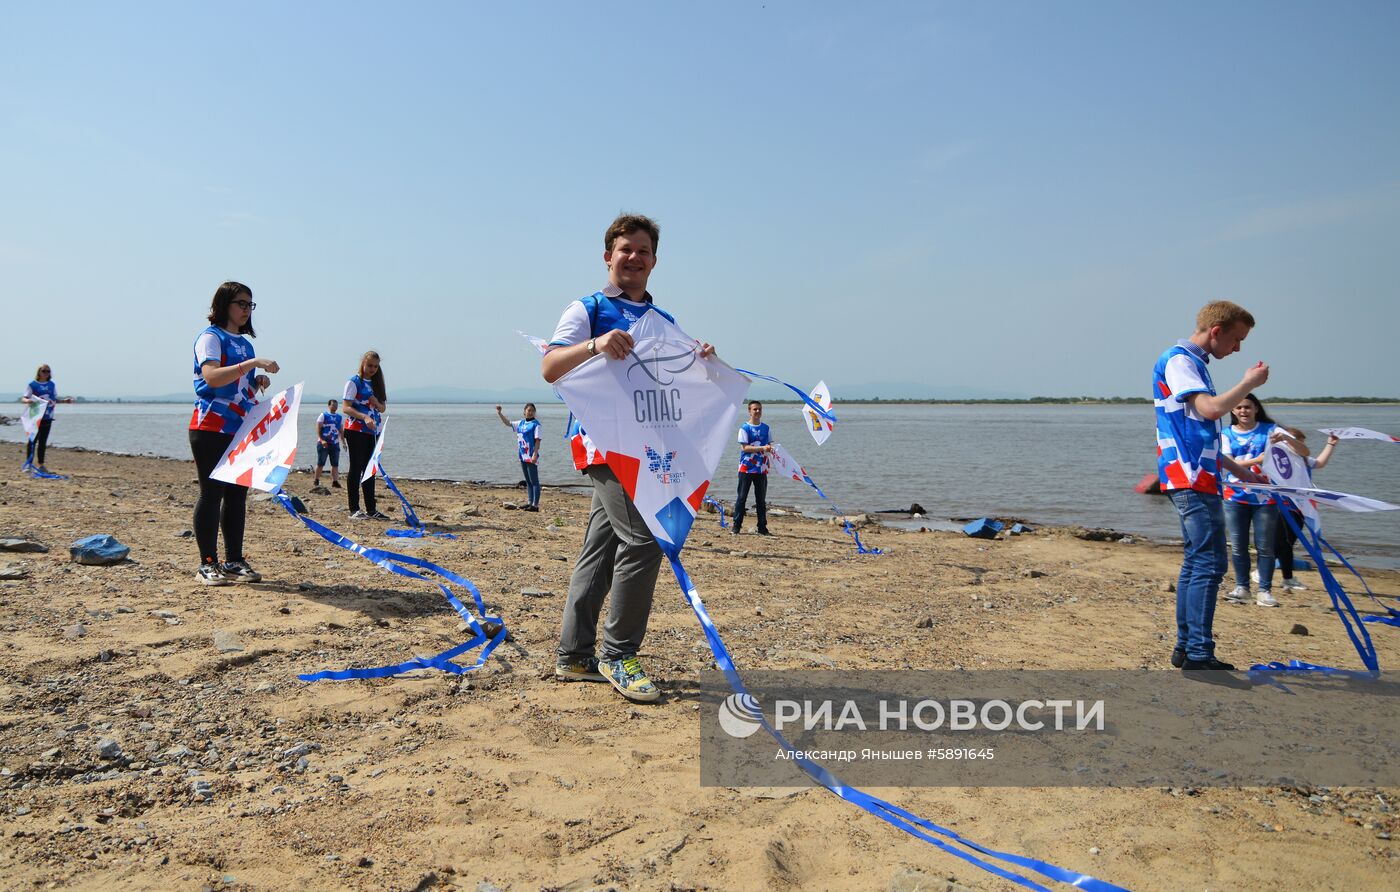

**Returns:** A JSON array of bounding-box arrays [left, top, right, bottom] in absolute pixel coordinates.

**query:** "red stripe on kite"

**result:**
[[607, 452, 641, 501], [687, 480, 710, 513]]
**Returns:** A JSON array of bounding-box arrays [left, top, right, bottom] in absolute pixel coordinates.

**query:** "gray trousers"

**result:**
[[557, 465, 663, 661]]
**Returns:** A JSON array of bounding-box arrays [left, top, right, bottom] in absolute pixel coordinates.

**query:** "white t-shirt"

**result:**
[[549, 295, 655, 347]]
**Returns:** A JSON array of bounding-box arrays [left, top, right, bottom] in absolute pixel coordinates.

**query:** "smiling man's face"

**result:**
[[605, 230, 656, 297]]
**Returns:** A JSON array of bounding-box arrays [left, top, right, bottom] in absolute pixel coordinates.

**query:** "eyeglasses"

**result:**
[[39, 368, 51, 373], [231, 300, 256, 310]]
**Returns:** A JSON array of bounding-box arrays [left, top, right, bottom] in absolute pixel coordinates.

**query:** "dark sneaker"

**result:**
[[1181, 657, 1237, 671], [757, 529, 772, 536], [221, 560, 262, 583], [554, 655, 606, 683], [598, 655, 661, 702], [367, 511, 391, 520], [730, 527, 742, 535], [1181, 658, 1251, 689], [1171, 647, 1185, 668], [198, 563, 231, 586], [331, 480, 342, 489]]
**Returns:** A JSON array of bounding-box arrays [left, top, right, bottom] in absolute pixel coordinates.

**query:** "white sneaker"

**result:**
[[1255, 590, 1279, 608], [198, 563, 231, 586], [1224, 586, 1250, 604], [1281, 578, 1306, 592]]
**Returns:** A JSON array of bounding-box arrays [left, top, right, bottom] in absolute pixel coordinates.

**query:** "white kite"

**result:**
[[1239, 482, 1399, 514], [19, 399, 47, 443], [362, 415, 389, 485], [517, 330, 550, 356], [1235, 439, 1400, 534], [1318, 427, 1400, 444], [803, 380, 835, 446], [551, 311, 749, 553], [768, 442, 816, 489], [210, 383, 303, 492]]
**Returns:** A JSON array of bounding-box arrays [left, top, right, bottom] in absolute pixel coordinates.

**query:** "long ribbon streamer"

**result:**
[[1310, 530, 1400, 625], [733, 368, 838, 426], [21, 461, 67, 480], [703, 495, 729, 529], [662, 544, 1124, 891], [379, 464, 456, 539], [274, 494, 503, 680], [777, 460, 884, 555], [1267, 505, 1379, 673]]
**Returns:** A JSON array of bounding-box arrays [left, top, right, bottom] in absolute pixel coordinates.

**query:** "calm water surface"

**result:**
[[6, 402, 1398, 568]]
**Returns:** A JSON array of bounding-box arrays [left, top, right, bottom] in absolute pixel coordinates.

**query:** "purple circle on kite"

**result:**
[[1271, 446, 1293, 478]]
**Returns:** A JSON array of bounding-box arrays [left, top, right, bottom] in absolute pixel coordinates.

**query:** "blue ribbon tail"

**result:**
[[733, 368, 837, 425], [379, 466, 455, 539], [1272, 505, 1379, 672], [1313, 531, 1400, 621], [704, 495, 728, 529], [663, 551, 1124, 891], [782, 465, 883, 555], [272, 493, 497, 680]]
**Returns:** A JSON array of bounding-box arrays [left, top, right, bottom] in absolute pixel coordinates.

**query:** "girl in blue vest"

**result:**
[[343, 351, 388, 519], [496, 403, 542, 510], [21, 363, 74, 472], [1219, 393, 1280, 606], [189, 282, 279, 585]]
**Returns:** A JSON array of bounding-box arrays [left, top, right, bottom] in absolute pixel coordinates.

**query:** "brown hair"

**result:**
[[35, 364, 52, 378], [358, 351, 387, 404], [207, 281, 255, 336], [1195, 300, 1255, 333], [604, 213, 660, 254]]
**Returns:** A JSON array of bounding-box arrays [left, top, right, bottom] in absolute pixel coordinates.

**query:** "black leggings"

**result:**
[[26, 419, 52, 466], [345, 430, 377, 513], [1275, 508, 1301, 578], [189, 430, 247, 565]]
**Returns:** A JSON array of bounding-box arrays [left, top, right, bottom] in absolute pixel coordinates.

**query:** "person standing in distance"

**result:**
[[1152, 300, 1269, 672], [496, 403, 542, 511], [343, 351, 388, 520], [313, 398, 344, 490], [732, 400, 774, 536], [541, 213, 715, 703], [21, 364, 75, 473]]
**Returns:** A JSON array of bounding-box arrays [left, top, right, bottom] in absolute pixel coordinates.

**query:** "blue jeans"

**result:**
[[1223, 500, 1278, 591], [1169, 489, 1228, 661], [521, 460, 540, 507]]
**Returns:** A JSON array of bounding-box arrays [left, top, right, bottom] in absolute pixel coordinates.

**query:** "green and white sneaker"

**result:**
[[554, 655, 606, 683], [598, 655, 660, 703]]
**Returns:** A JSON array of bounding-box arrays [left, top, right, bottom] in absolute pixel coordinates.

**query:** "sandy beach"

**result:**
[[2, 442, 1397, 891]]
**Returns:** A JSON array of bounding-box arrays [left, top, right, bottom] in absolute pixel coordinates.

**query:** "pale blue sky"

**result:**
[[3, 1, 1398, 400]]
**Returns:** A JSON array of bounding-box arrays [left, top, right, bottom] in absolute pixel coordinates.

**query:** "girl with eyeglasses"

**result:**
[[343, 350, 388, 519], [21, 364, 75, 472], [189, 282, 280, 585]]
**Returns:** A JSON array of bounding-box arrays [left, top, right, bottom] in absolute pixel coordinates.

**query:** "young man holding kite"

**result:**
[[733, 400, 774, 536], [1152, 300, 1269, 672], [542, 213, 715, 702]]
